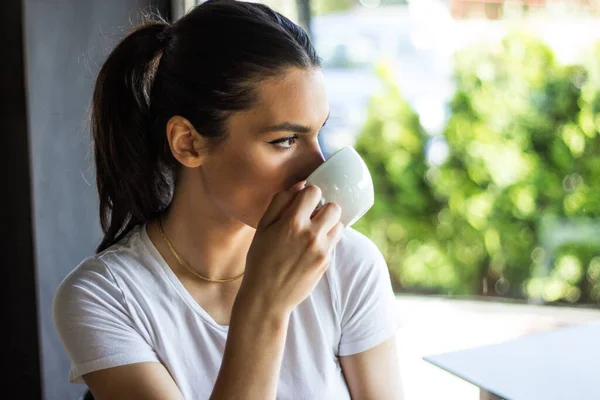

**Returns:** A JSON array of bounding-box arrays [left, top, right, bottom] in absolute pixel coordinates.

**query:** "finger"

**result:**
[[258, 181, 306, 230], [283, 185, 324, 223], [320, 222, 344, 265], [310, 197, 327, 219], [311, 202, 342, 235], [326, 221, 345, 246]]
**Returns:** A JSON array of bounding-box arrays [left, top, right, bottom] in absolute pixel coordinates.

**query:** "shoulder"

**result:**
[[327, 227, 389, 293], [53, 256, 121, 321], [53, 225, 144, 319], [333, 227, 387, 271], [52, 228, 163, 384]]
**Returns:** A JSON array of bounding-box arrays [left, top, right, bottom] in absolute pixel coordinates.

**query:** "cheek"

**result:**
[[202, 150, 289, 224], [234, 158, 287, 217]]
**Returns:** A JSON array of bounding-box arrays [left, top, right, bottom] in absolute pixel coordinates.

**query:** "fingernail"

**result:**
[[291, 180, 307, 191]]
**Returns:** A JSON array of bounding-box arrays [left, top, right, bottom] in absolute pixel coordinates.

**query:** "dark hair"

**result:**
[[92, 0, 321, 253]]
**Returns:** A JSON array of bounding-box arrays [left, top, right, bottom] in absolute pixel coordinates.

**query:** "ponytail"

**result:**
[[92, 21, 173, 253]]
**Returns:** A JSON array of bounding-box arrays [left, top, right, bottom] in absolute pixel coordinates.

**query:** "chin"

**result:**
[[232, 211, 261, 230], [230, 196, 274, 230], [236, 215, 257, 229]]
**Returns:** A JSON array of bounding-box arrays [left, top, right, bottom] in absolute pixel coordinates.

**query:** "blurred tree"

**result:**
[[354, 33, 600, 304], [311, 0, 355, 15], [311, 0, 408, 15]]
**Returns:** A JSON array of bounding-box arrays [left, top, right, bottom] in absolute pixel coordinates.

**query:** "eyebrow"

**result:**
[[260, 111, 330, 135]]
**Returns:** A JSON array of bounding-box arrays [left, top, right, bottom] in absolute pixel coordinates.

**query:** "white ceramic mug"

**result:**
[[306, 146, 374, 228]]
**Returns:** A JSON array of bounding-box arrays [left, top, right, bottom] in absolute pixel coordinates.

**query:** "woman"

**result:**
[[53, 0, 402, 398]]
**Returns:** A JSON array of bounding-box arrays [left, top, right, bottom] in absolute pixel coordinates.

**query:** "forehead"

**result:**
[[246, 68, 329, 127]]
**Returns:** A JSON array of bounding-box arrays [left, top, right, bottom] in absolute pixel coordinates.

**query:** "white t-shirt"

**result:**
[[53, 223, 400, 399]]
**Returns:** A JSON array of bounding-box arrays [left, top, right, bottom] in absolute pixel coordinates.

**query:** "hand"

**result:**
[[237, 182, 344, 317]]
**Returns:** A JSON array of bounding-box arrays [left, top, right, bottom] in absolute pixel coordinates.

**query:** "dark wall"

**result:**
[[2, 1, 40, 399], [2, 1, 170, 399]]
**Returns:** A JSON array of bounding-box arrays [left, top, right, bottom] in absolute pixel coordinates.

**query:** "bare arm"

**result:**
[[340, 336, 403, 400], [210, 295, 291, 399], [83, 362, 184, 400]]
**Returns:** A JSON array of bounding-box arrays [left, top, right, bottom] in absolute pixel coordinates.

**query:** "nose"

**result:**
[[300, 145, 326, 181], [289, 144, 327, 191]]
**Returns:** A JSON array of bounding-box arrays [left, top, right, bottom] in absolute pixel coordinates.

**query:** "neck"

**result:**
[[148, 178, 256, 281]]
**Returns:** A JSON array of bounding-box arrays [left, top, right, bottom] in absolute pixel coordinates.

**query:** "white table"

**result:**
[[423, 321, 600, 400]]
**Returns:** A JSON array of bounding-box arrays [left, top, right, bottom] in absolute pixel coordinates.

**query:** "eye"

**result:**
[[268, 130, 324, 151], [269, 135, 299, 150]]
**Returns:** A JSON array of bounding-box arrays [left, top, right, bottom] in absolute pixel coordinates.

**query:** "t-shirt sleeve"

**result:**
[[53, 256, 160, 384], [334, 229, 401, 357]]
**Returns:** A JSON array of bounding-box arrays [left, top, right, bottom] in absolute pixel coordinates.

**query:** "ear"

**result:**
[[165, 116, 207, 168]]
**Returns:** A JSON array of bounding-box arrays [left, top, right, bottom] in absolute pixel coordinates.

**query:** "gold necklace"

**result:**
[[157, 219, 245, 283]]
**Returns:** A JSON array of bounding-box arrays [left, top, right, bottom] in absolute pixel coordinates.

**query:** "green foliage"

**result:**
[[311, 0, 409, 15], [354, 33, 600, 304], [311, 0, 356, 15]]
